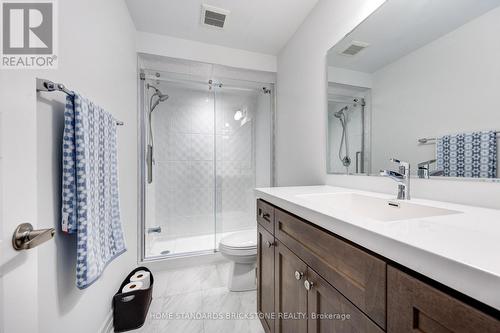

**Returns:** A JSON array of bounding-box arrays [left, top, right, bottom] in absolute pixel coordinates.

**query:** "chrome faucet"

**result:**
[[417, 159, 444, 178], [380, 158, 411, 200]]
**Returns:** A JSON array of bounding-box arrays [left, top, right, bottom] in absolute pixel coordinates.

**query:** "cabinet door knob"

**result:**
[[304, 280, 314, 291], [266, 240, 275, 248], [294, 271, 304, 280]]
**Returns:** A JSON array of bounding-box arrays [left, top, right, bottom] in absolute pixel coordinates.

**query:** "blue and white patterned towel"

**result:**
[[436, 131, 497, 178], [62, 93, 126, 289]]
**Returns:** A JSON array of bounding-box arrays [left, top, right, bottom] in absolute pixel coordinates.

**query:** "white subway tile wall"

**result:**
[[146, 83, 259, 255]]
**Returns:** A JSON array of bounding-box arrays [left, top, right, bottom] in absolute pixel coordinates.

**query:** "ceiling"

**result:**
[[327, 0, 500, 73], [125, 0, 319, 55]]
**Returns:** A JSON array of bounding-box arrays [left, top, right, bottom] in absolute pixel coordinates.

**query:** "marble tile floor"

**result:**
[[136, 261, 265, 333]]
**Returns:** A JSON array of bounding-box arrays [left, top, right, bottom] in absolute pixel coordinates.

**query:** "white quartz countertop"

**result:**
[[255, 185, 500, 311]]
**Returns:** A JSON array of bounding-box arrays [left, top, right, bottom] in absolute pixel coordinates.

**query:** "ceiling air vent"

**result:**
[[201, 4, 230, 29], [339, 41, 369, 56]]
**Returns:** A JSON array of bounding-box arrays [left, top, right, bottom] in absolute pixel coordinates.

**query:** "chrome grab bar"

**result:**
[[355, 151, 364, 173], [12, 223, 55, 250]]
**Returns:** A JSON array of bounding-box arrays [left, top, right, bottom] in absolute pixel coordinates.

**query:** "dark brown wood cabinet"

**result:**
[[275, 240, 308, 333], [387, 266, 500, 333], [256, 199, 500, 333], [307, 268, 383, 333], [275, 208, 386, 328], [257, 224, 276, 333], [257, 199, 275, 234]]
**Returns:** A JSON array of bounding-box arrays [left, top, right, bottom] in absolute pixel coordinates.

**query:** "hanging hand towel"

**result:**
[[436, 131, 497, 178], [62, 93, 126, 289]]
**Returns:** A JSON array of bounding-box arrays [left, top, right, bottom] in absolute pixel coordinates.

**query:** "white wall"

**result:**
[[137, 31, 277, 73], [1, 0, 137, 332], [328, 66, 373, 88], [275, 0, 386, 186], [371, 6, 500, 173]]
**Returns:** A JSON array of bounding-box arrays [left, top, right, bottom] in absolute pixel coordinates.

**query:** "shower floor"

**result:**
[[146, 228, 256, 258]]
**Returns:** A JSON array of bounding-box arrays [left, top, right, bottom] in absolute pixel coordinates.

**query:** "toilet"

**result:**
[[219, 229, 257, 292]]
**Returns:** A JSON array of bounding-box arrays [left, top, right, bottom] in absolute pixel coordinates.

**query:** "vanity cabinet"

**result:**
[[257, 199, 275, 234], [307, 268, 383, 333], [274, 240, 383, 333], [257, 199, 385, 332], [387, 266, 500, 333], [274, 208, 386, 329], [257, 224, 276, 333], [274, 240, 308, 333], [256, 199, 500, 333]]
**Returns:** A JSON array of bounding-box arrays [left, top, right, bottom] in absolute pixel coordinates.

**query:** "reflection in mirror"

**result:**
[[327, 84, 370, 174], [326, 0, 500, 181]]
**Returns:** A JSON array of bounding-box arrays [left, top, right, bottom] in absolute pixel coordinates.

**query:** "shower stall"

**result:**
[[327, 82, 371, 175], [138, 68, 274, 260]]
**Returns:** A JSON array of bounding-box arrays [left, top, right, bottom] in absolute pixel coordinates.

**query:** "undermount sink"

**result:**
[[296, 192, 462, 222]]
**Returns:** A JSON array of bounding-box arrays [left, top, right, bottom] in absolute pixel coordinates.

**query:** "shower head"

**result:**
[[157, 94, 169, 102], [334, 106, 348, 118], [150, 94, 168, 112], [147, 84, 169, 112]]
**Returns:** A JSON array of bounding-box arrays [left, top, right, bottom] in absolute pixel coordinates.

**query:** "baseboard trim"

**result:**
[[99, 310, 113, 333]]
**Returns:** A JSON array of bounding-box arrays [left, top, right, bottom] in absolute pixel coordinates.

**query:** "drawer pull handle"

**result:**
[[259, 210, 271, 220], [266, 240, 276, 248], [304, 280, 314, 291], [294, 271, 304, 280]]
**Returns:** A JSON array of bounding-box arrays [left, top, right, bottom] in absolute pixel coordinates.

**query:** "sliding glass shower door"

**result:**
[[214, 79, 273, 246], [140, 71, 273, 260]]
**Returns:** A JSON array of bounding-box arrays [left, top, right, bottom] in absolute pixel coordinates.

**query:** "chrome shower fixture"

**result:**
[[147, 83, 169, 112], [334, 106, 348, 118], [335, 105, 351, 168], [146, 83, 169, 184]]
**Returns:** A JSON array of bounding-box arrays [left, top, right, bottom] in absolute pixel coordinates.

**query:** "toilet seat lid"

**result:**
[[220, 229, 257, 249]]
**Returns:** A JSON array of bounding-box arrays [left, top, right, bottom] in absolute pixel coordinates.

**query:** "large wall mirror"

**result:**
[[327, 0, 500, 181]]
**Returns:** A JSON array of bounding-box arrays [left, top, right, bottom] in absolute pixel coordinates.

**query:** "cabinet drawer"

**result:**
[[388, 266, 500, 333], [257, 199, 275, 234], [275, 208, 386, 329]]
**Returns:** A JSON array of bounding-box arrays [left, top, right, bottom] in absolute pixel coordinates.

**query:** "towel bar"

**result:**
[[418, 131, 499, 144], [36, 78, 124, 126]]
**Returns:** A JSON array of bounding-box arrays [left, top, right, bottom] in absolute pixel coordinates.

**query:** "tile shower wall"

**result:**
[[150, 84, 257, 241], [216, 91, 256, 236]]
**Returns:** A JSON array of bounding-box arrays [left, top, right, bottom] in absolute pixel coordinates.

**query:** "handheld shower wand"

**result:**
[[146, 84, 169, 184], [335, 106, 351, 169]]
